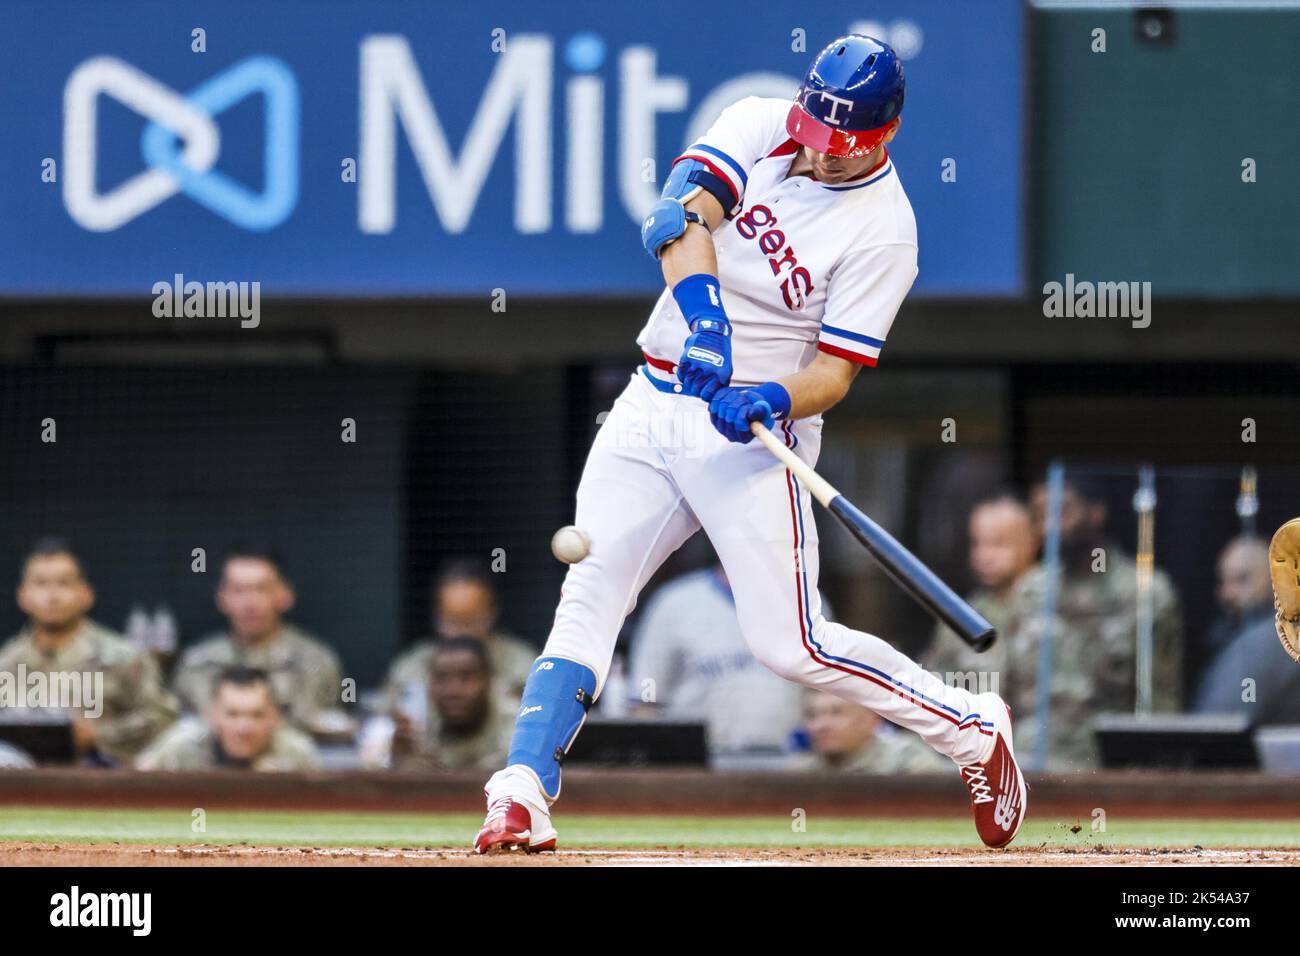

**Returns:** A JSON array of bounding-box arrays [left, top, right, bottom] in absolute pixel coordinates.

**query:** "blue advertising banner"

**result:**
[[0, 0, 1022, 296]]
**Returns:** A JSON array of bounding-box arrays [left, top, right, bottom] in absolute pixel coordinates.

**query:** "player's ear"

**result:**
[[882, 117, 901, 144]]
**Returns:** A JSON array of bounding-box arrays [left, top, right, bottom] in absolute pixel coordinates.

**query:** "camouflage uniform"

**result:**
[[377, 632, 536, 717], [135, 716, 321, 771], [1001, 549, 1183, 771], [790, 727, 951, 774], [171, 623, 343, 732], [0, 619, 178, 763], [923, 581, 1028, 696], [391, 697, 515, 772]]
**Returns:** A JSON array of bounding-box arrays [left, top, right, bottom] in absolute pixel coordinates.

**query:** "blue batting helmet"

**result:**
[[787, 35, 905, 159]]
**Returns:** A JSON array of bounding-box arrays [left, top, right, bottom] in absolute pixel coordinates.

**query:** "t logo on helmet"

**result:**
[[816, 91, 854, 127]]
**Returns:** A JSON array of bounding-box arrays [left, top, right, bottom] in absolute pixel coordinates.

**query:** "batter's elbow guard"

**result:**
[[642, 158, 718, 258], [641, 198, 690, 259]]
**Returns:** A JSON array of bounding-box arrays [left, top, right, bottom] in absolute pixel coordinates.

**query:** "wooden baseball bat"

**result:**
[[751, 421, 996, 652]]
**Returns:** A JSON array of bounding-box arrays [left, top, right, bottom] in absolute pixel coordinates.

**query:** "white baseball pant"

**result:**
[[543, 367, 996, 766]]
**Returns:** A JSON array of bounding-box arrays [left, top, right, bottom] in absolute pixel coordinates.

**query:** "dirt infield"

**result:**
[[4, 770, 1298, 867], [4, 842, 1297, 867]]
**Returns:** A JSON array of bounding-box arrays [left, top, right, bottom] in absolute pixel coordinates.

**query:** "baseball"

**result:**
[[551, 525, 592, 564]]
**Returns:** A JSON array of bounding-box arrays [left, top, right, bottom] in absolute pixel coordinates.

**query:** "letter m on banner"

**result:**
[[359, 34, 552, 234]]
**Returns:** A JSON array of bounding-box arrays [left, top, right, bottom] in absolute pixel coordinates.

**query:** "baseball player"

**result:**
[[474, 35, 1026, 852]]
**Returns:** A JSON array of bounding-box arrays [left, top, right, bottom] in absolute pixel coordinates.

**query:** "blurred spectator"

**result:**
[[0, 742, 34, 769], [378, 560, 535, 722], [137, 666, 319, 771], [790, 690, 949, 774], [1198, 536, 1273, 673], [1191, 616, 1300, 725], [390, 638, 513, 771], [925, 493, 1039, 687], [0, 538, 177, 764], [1001, 478, 1184, 770], [1192, 536, 1300, 724], [626, 565, 802, 753], [172, 546, 346, 736]]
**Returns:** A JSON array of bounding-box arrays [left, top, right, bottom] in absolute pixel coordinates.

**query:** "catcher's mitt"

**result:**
[[1270, 518, 1300, 663]]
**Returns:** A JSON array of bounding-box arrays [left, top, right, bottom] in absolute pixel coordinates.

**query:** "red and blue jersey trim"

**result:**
[[818, 322, 885, 366], [674, 143, 747, 211], [689, 144, 748, 190], [766, 138, 800, 160], [817, 342, 878, 366]]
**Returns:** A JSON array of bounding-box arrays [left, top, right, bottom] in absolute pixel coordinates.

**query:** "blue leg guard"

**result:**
[[506, 657, 598, 801]]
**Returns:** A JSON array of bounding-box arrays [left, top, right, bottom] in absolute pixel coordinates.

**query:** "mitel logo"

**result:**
[[357, 24, 920, 237], [63, 56, 299, 231], [357, 33, 800, 236]]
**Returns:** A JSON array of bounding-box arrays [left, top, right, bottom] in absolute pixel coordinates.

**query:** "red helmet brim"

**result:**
[[785, 100, 893, 159]]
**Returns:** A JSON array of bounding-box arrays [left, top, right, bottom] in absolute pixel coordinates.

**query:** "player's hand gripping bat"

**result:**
[[750, 421, 996, 652]]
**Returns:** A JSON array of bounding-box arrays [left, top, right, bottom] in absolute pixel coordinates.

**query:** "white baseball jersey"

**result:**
[[636, 95, 919, 388]]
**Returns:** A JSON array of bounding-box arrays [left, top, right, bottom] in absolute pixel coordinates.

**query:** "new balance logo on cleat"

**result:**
[[994, 792, 1019, 831], [960, 696, 1027, 849]]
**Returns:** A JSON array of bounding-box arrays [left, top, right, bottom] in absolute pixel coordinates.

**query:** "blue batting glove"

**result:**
[[678, 317, 732, 400], [708, 387, 775, 444], [671, 275, 732, 400]]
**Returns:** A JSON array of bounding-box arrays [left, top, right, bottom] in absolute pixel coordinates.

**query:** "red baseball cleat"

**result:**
[[959, 696, 1027, 849], [472, 796, 557, 854]]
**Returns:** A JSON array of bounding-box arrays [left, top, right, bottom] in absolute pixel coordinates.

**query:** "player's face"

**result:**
[[429, 649, 491, 729], [211, 683, 280, 760], [804, 147, 878, 185], [216, 558, 293, 641], [968, 502, 1038, 592], [17, 553, 93, 630], [802, 119, 897, 184]]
